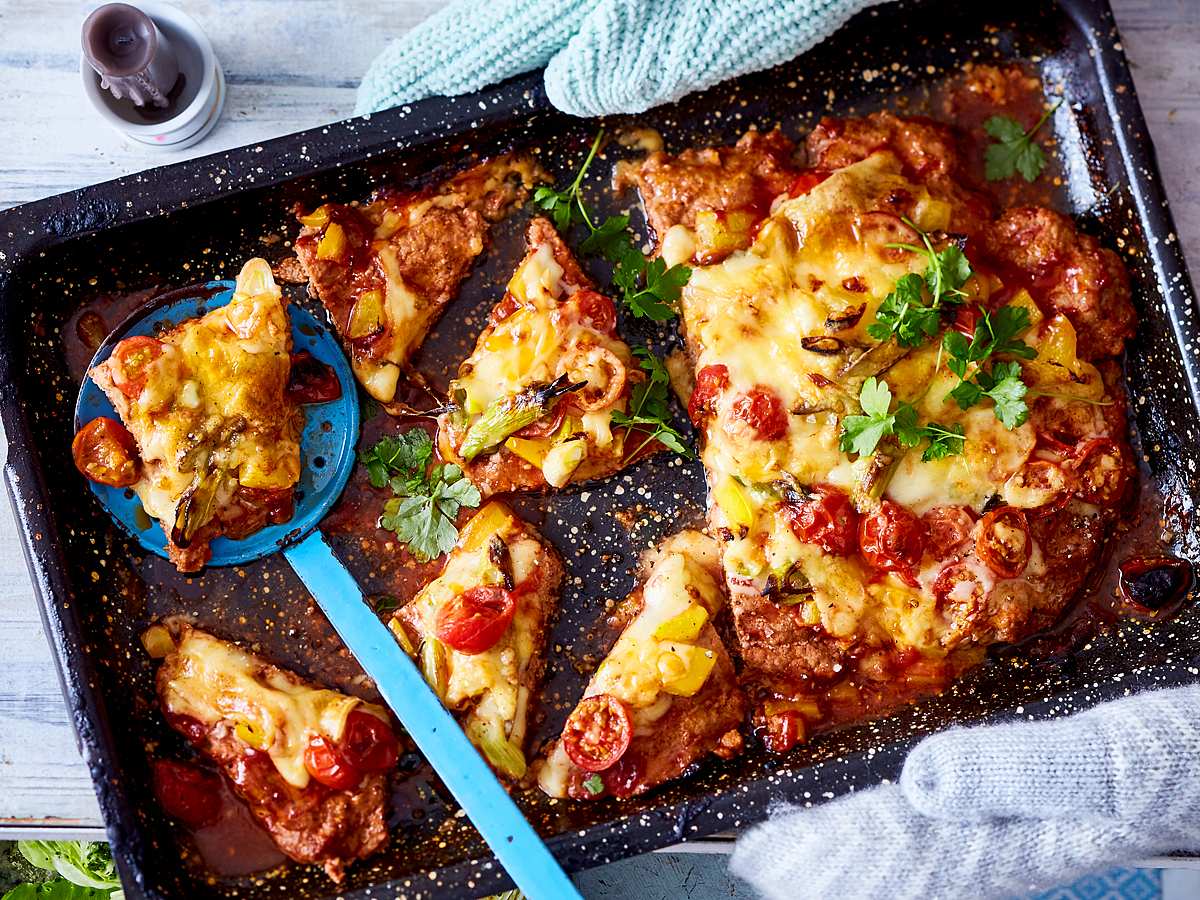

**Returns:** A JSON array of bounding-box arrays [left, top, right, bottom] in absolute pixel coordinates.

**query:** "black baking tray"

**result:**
[[2, 0, 1198, 897]]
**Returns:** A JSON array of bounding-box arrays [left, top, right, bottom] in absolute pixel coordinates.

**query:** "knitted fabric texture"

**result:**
[[358, 0, 893, 118], [730, 684, 1200, 900]]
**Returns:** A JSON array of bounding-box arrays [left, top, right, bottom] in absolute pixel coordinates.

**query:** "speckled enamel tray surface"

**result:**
[[1, 0, 1198, 897]]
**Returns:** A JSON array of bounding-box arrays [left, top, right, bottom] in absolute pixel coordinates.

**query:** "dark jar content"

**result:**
[[1118, 557, 1194, 613]]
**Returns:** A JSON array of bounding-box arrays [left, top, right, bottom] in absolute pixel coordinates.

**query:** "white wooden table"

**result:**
[[0, 0, 1197, 842]]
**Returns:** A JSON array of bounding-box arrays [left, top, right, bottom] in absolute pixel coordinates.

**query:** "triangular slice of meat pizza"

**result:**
[[437, 217, 657, 495], [146, 623, 397, 882], [387, 500, 562, 782], [83, 259, 302, 572], [537, 531, 745, 801], [293, 154, 542, 406]]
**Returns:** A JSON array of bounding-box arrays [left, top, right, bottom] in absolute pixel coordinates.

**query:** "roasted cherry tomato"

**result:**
[[490, 292, 523, 325], [922, 505, 976, 560], [762, 710, 803, 754], [72, 417, 140, 487], [340, 709, 399, 773], [570, 289, 617, 335], [932, 562, 987, 622], [597, 752, 642, 799], [434, 585, 517, 655], [859, 500, 926, 586], [951, 306, 981, 337], [165, 712, 209, 746], [788, 170, 831, 197], [731, 387, 789, 441], [109, 335, 165, 398], [1070, 438, 1129, 506], [787, 485, 858, 557], [286, 350, 342, 404], [975, 506, 1031, 579], [304, 735, 362, 790], [152, 759, 223, 827], [562, 693, 633, 772], [688, 364, 730, 425]]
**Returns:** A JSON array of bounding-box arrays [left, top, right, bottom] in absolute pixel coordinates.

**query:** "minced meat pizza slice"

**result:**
[[82, 258, 302, 572], [293, 154, 543, 406], [537, 531, 745, 801], [437, 217, 655, 495], [388, 500, 563, 781], [145, 623, 397, 882], [634, 121, 1134, 749]]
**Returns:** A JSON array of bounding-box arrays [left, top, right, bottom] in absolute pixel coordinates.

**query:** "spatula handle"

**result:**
[[284, 531, 581, 900]]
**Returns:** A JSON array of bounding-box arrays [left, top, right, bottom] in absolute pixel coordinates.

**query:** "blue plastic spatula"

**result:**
[[74, 280, 581, 900]]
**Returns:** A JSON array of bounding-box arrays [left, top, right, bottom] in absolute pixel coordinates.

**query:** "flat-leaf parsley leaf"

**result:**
[[840, 377, 965, 461], [984, 100, 1062, 183], [362, 429, 481, 562], [610, 347, 693, 460]]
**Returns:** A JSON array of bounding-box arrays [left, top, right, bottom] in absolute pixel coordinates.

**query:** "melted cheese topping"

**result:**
[[97, 259, 302, 529], [159, 628, 388, 789], [683, 152, 1104, 652], [399, 506, 547, 744], [449, 240, 636, 482]]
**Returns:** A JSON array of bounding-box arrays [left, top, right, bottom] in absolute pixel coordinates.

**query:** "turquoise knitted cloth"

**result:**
[[357, 0, 890, 118]]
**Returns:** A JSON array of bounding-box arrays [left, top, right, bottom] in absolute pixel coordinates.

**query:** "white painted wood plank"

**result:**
[[0, 0, 1196, 835]]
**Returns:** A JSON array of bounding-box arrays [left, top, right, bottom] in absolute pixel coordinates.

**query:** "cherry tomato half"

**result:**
[[72, 417, 140, 487], [1070, 438, 1129, 506], [731, 387, 789, 441], [562, 693, 633, 772], [932, 562, 987, 629], [922, 505, 976, 560], [490, 292, 524, 326], [304, 735, 362, 790], [762, 710, 803, 754], [434, 585, 517, 655], [951, 306, 981, 338], [152, 759, 223, 827], [286, 351, 342, 404], [110, 335, 165, 398], [688, 364, 730, 426], [975, 506, 1031, 579], [340, 710, 399, 773], [787, 485, 858, 557], [859, 500, 926, 586], [570, 289, 617, 335]]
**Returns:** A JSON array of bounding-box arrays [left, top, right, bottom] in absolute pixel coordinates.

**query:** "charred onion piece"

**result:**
[[825, 304, 865, 332], [459, 374, 586, 461], [762, 561, 814, 605], [840, 340, 910, 379], [487, 534, 515, 591], [800, 336, 846, 355]]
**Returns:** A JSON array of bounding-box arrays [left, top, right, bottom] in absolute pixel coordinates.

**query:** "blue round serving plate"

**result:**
[[73, 280, 359, 566]]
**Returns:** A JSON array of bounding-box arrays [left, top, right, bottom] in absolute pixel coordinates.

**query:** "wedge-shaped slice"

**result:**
[[86, 259, 302, 572], [293, 154, 543, 405], [537, 531, 745, 801], [438, 217, 651, 495], [146, 623, 397, 882], [388, 500, 563, 780]]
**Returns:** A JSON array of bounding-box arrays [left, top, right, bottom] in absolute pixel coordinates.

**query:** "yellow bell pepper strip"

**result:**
[[652, 604, 709, 642], [657, 644, 718, 697]]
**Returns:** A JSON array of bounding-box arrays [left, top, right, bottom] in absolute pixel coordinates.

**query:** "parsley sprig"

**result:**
[[361, 429, 481, 562], [867, 221, 972, 347], [535, 130, 691, 321], [839, 377, 964, 462], [984, 100, 1062, 183], [942, 305, 1037, 430], [610, 347, 693, 461]]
